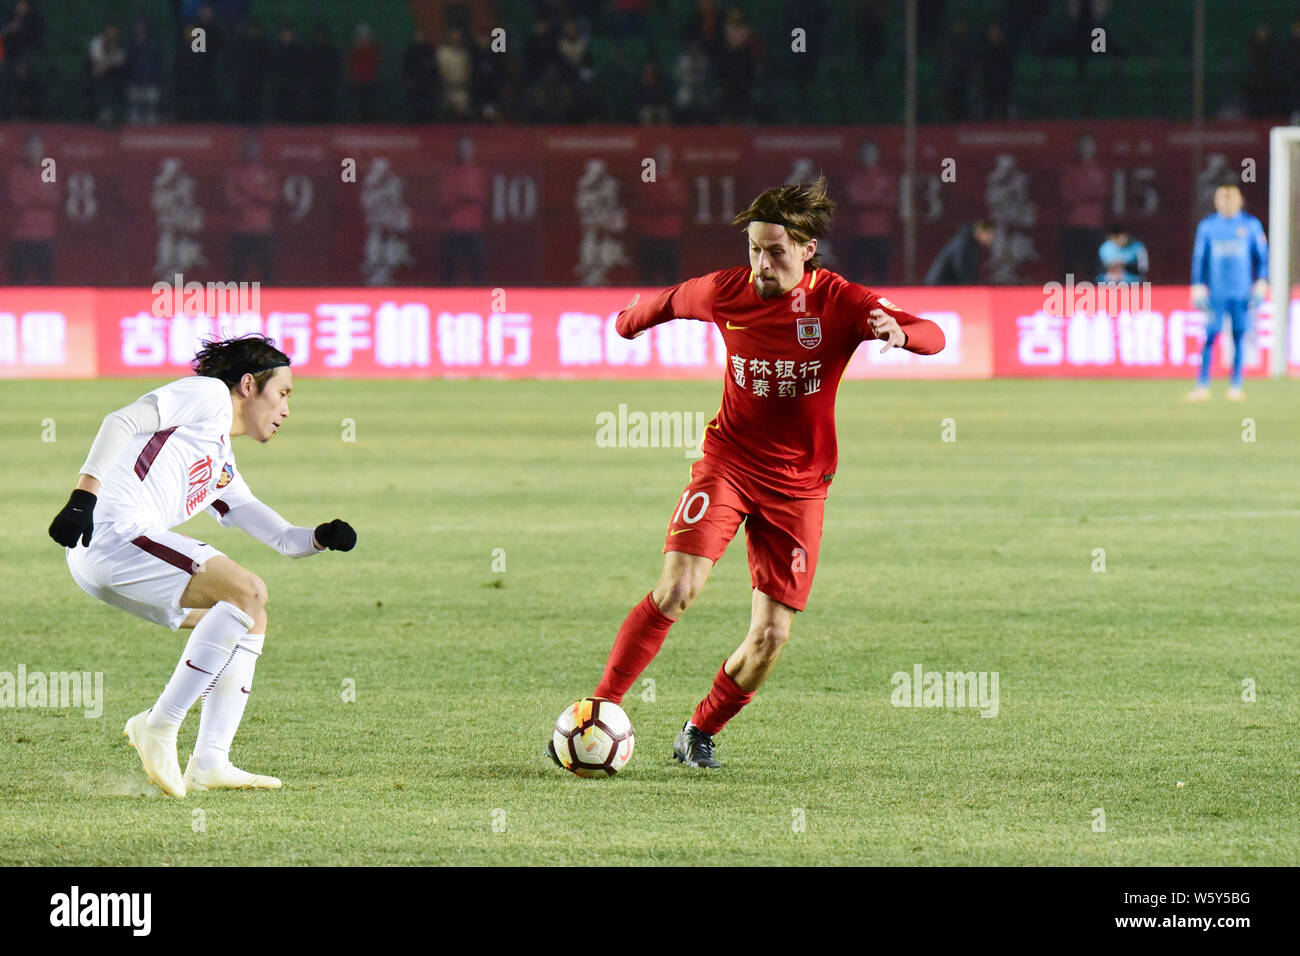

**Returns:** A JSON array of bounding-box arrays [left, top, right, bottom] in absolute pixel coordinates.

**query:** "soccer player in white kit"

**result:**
[[47, 334, 356, 798]]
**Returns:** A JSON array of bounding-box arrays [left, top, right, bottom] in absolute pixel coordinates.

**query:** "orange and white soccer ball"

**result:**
[[552, 698, 635, 777]]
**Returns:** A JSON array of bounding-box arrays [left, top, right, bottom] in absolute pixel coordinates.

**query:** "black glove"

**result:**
[[314, 519, 356, 552], [49, 489, 97, 548]]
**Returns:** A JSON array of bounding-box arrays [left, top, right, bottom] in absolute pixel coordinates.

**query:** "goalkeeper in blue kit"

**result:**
[[1187, 182, 1268, 401]]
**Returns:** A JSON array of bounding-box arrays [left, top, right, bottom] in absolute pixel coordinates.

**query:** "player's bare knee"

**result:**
[[227, 572, 268, 617], [654, 577, 699, 616], [749, 622, 790, 662]]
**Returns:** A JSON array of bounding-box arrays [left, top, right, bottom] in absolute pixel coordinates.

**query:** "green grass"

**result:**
[[1, 377, 1299, 865]]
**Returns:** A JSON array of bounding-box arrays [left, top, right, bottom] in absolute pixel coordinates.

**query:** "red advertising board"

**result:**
[[1, 285, 1291, 381]]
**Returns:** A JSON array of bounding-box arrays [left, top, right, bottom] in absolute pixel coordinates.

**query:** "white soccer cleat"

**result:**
[[1226, 387, 1245, 401], [123, 710, 186, 798], [184, 755, 282, 792], [1183, 387, 1210, 402]]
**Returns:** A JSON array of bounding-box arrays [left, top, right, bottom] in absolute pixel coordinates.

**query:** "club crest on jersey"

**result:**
[[797, 316, 822, 349], [216, 462, 233, 489]]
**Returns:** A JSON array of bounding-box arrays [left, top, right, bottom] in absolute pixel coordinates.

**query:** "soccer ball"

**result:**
[[552, 698, 635, 777]]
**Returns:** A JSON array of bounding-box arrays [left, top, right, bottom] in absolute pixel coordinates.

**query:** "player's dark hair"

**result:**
[[733, 174, 835, 270], [192, 333, 290, 392], [1106, 222, 1128, 236]]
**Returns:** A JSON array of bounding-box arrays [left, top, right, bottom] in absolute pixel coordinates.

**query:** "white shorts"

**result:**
[[66, 522, 225, 631]]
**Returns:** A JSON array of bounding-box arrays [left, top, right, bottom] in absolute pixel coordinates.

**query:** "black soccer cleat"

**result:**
[[673, 722, 722, 768], [544, 738, 564, 769]]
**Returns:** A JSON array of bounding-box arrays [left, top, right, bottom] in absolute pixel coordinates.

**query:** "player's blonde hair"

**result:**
[[733, 174, 836, 270]]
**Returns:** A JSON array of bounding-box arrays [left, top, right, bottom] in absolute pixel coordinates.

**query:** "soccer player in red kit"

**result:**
[[547, 175, 945, 769]]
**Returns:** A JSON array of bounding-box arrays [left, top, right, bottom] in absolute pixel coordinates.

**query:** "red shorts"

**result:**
[[662, 455, 824, 611]]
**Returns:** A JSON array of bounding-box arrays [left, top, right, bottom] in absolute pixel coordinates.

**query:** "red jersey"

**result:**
[[224, 163, 277, 235], [637, 175, 688, 239], [845, 167, 897, 236], [8, 163, 59, 241], [440, 164, 488, 232], [1061, 161, 1107, 228], [617, 266, 945, 498]]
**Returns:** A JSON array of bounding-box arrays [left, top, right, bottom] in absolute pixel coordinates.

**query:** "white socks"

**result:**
[[148, 601, 254, 728], [193, 633, 265, 772]]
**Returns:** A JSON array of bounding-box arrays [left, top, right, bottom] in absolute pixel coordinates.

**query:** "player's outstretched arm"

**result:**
[[48, 398, 161, 547], [214, 497, 355, 557], [615, 273, 719, 339], [862, 296, 946, 355]]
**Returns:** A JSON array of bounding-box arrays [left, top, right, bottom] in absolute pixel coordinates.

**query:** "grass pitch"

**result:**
[[1, 376, 1298, 865]]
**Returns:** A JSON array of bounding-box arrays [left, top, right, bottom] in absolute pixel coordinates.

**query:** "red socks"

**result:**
[[593, 593, 675, 703], [593, 602, 755, 737], [691, 659, 754, 735]]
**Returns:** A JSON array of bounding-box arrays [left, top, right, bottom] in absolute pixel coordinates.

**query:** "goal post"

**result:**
[[1268, 126, 1300, 377]]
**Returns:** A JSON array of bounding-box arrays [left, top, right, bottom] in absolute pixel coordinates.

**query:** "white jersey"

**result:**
[[93, 376, 257, 530]]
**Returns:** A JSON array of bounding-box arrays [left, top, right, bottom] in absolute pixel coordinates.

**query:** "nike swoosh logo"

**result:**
[[240, 686, 250, 695], [725, 321, 748, 330], [185, 659, 213, 675], [670, 528, 694, 535]]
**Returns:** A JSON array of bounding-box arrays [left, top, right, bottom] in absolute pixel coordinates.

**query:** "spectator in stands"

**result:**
[[307, 24, 341, 123], [173, 21, 218, 121], [439, 135, 487, 286], [635, 144, 687, 285], [1287, 19, 1300, 118], [229, 17, 268, 123], [718, 6, 760, 123], [192, 3, 225, 114], [347, 24, 380, 122], [615, 0, 650, 38], [845, 139, 897, 284], [224, 133, 277, 284], [470, 29, 502, 122], [437, 27, 473, 121], [1096, 223, 1148, 284], [979, 23, 1013, 119], [941, 18, 974, 122], [783, 0, 826, 107], [270, 25, 308, 122], [634, 60, 671, 125], [1060, 133, 1107, 280], [88, 23, 128, 124], [205, 0, 250, 28], [8, 59, 42, 119], [925, 220, 993, 285], [555, 18, 596, 122], [1003, 0, 1047, 59], [1244, 24, 1282, 118], [1, 1, 45, 64], [126, 20, 163, 124], [674, 37, 718, 124], [523, 16, 557, 87], [1065, 0, 1111, 78], [522, 18, 568, 122], [7, 132, 58, 284], [402, 27, 438, 122], [685, 0, 724, 60]]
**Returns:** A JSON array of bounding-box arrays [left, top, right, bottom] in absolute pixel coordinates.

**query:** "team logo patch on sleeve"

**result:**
[[216, 462, 234, 489], [797, 316, 822, 349]]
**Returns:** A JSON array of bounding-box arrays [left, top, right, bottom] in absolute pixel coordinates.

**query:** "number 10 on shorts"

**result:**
[[672, 490, 710, 525]]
